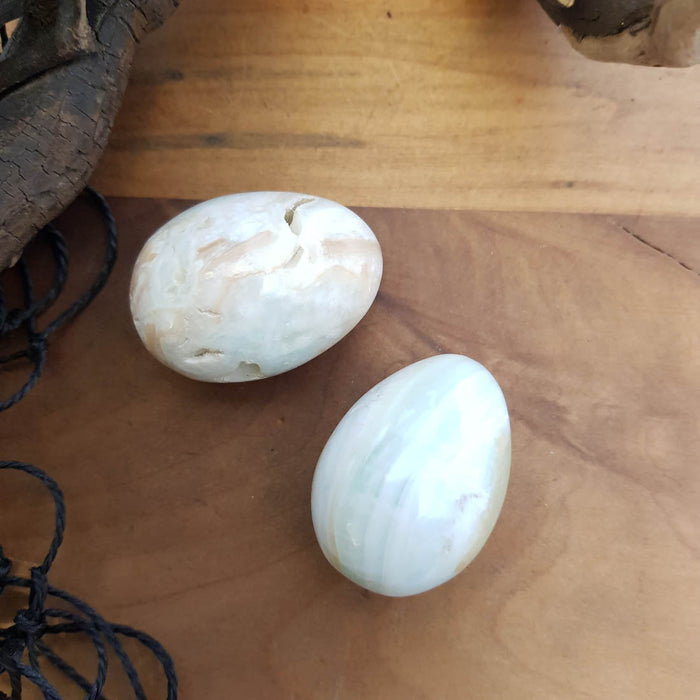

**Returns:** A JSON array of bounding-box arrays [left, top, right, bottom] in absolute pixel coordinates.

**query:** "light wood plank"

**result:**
[[92, 0, 700, 215]]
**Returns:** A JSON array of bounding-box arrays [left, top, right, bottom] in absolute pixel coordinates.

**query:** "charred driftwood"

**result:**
[[536, 0, 700, 66], [0, 0, 178, 270]]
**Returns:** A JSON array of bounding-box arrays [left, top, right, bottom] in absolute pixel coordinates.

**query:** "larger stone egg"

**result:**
[[130, 192, 383, 382]]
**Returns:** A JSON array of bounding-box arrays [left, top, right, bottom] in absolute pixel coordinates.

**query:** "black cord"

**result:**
[[0, 461, 178, 699], [0, 187, 118, 412]]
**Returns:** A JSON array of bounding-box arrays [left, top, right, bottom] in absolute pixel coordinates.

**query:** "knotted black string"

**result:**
[[0, 187, 118, 412], [0, 461, 178, 699]]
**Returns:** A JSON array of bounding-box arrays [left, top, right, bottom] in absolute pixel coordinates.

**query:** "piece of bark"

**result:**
[[537, 0, 700, 66], [0, 1, 94, 95], [0, 0, 178, 270]]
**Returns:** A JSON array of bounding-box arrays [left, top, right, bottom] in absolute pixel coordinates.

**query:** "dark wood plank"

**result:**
[[1, 199, 698, 698]]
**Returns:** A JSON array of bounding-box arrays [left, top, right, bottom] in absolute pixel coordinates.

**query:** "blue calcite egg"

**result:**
[[311, 354, 511, 597]]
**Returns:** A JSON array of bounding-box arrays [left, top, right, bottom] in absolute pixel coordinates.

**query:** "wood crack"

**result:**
[[619, 225, 698, 276]]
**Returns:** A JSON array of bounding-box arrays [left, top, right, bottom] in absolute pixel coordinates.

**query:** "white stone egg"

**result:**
[[311, 354, 511, 597], [129, 192, 383, 382]]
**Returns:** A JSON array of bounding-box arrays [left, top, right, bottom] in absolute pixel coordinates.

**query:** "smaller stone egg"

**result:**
[[311, 354, 511, 597], [129, 192, 383, 382]]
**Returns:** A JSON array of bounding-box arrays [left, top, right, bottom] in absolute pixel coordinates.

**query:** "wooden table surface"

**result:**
[[1, 197, 698, 698], [93, 0, 700, 216], [2, 1, 700, 698]]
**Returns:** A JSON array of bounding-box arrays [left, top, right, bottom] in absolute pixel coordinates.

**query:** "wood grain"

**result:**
[[92, 0, 700, 216], [0, 198, 698, 698]]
